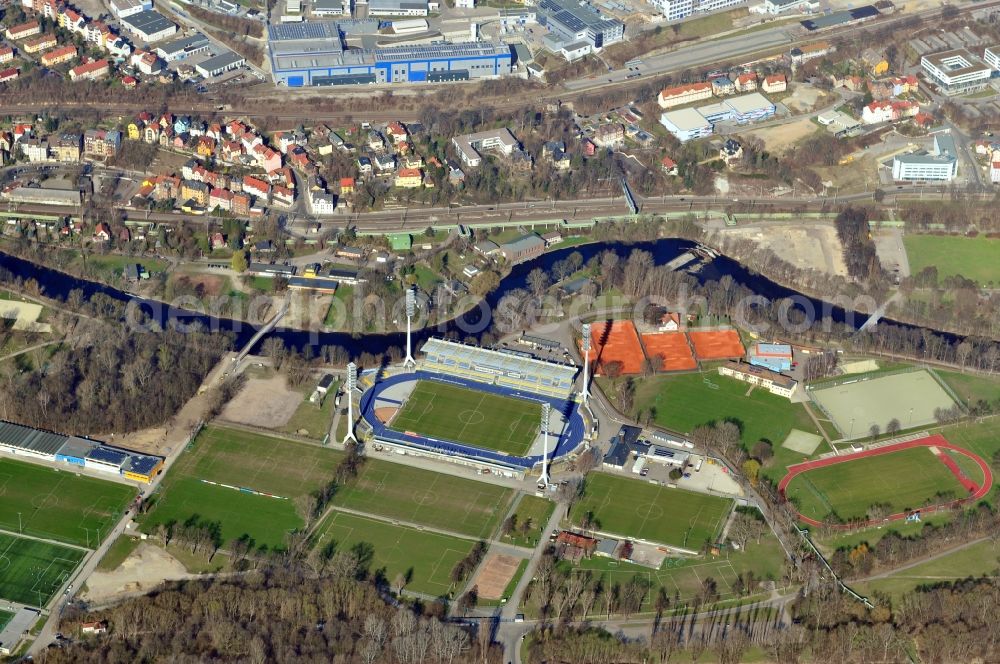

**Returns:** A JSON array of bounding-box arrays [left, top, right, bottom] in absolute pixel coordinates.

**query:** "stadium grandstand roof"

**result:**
[[0, 420, 67, 456], [421, 337, 577, 398]]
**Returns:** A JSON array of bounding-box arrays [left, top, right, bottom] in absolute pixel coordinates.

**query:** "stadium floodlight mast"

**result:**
[[580, 323, 592, 405], [344, 362, 358, 444], [539, 402, 551, 486], [403, 287, 416, 368]]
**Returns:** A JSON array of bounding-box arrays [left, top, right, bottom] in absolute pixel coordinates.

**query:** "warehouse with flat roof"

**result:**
[[268, 21, 512, 85], [120, 10, 177, 42], [659, 108, 713, 142], [196, 50, 245, 77]]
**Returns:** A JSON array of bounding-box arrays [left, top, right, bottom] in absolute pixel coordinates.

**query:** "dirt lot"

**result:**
[[748, 118, 820, 153], [220, 374, 302, 428], [286, 292, 334, 329], [472, 553, 521, 600], [82, 543, 193, 604], [783, 85, 829, 114], [718, 222, 848, 277]]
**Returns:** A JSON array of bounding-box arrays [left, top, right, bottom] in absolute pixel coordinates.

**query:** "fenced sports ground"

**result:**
[[0, 457, 135, 548], [586, 320, 646, 375], [641, 332, 697, 371], [688, 330, 746, 360], [569, 472, 733, 551], [807, 369, 960, 439], [779, 434, 992, 528], [0, 533, 85, 607], [390, 381, 540, 456]]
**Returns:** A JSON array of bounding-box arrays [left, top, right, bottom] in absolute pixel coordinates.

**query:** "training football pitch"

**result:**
[[0, 533, 85, 607], [311, 511, 475, 595], [808, 370, 958, 439], [141, 426, 345, 549], [332, 458, 515, 539], [783, 447, 969, 522], [391, 381, 541, 456], [0, 458, 135, 548], [569, 473, 732, 551]]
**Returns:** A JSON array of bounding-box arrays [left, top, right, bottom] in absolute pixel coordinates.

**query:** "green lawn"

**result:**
[[935, 369, 1000, 408], [0, 533, 85, 607], [569, 473, 733, 550], [854, 539, 1000, 598], [0, 458, 135, 548], [0, 609, 14, 631], [85, 255, 167, 280], [629, 371, 820, 469], [816, 512, 954, 556], [784, 446, 967, 523], [96, 534, 141, 572], [392, 380, 541, 456], [501, 495, 555, 548], [280, 386, 338, 440], [140, 426, 344, 549], [311, 511, 475, 596], [903, 234, 1000, 286], [333, 458, 514, 539], [324, 285, 354, 327]]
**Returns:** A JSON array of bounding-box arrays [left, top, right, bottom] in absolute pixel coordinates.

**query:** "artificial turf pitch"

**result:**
[[783, 446, 969, 522], [0, 458, 135, 548], [0, 533, 85, 607], [391, 381, 541, 456], [569, 473, 733, 550], [332, 457, 515, 539], [311, 511, 474, 596]]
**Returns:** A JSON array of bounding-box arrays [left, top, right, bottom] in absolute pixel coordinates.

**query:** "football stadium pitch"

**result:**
[[141, 426, 345, 548], [783, 446, 972, 522], [808, 370, 958, 439], [0, 533, 85, 607], [311, 511, 475, 595], [0, 458, 135, 548], [332, 458, 515, 539], [569, 473, 733, 550], [391, 381, 541, 456]]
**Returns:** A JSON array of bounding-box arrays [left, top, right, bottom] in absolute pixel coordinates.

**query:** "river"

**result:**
[[0, 240, 962, 355]]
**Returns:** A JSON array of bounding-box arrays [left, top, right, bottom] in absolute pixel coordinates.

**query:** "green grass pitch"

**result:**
[[332, 458, 515, 539], [391, 381, 541, 456], [311, 511, 475, 596], [569, 473, 733, 550], [784, 447, 968, 522], [0, 533, 85, 607], [903, 234, 1000, 286], [0, 609, 14, 631], [140, 426, 345, 549], [0, 458, 135, 548]]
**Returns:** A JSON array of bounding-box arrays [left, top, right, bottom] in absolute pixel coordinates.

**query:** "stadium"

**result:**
[[359, 338, 588, 479]]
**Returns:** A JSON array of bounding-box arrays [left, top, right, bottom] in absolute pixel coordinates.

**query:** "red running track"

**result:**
[[778, 434, 993, 529]]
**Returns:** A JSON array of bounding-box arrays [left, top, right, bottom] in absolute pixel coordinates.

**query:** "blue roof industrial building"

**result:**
[[268, 20, 512, 86]]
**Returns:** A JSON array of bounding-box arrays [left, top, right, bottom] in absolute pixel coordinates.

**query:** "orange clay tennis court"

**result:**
[[584, 320, 646, 375], [641, 332, 697, 371], [688, 329, 745, 360]]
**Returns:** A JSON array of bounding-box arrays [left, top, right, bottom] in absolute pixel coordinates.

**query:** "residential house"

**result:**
[[21, 138, 47, 162], [592, 123, 624, 148], [386, 121, 408, 144], [711, 76, 736, 96], [232, 193, 250, 215], [242, 175, 270, 202], [657, 81, 713, 109], [40, 44, 77, 66], [720, 138, 742, 164], [209, 187, 232, 211], [394, 167, 422, 188], [357, 156, 372, 175], [51, 133, 80, 161], [80, 622, 107, 635], [209, 232, 226, 250], [252, 144, 281, 173], [861, 47, 888, 76], [143, 124, 160, 144], [761, 73, 786, 93], [374, 153, 395, 172], [0, 45, 13, 63], [309, 190, 335, 215], [861, 100, 919, 124], [180, 179, 209, 205], [734, 71, 757, 92], [339, 177, 355, 194], [195, 136, 215, 157], [69, 58, 109, 81], [22, 33, 56, 54], [93, 222, 111, 242], [661, 155, 677, 175], [83, 129, 121, 157], [5, 21, 41, 40], [272, 185, 294, 206], [790, 42, 833, 64], [991, 160, 1000, 184]]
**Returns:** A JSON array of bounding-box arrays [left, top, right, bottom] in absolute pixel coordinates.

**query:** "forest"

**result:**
[[41, 569, 501, 664]]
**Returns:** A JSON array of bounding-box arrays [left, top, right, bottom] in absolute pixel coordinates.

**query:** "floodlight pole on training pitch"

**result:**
[[539, 402, 551, 486], [344, 362, 358, 444], [580, 324, 592, 406], [403, 287, 416, 368]]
